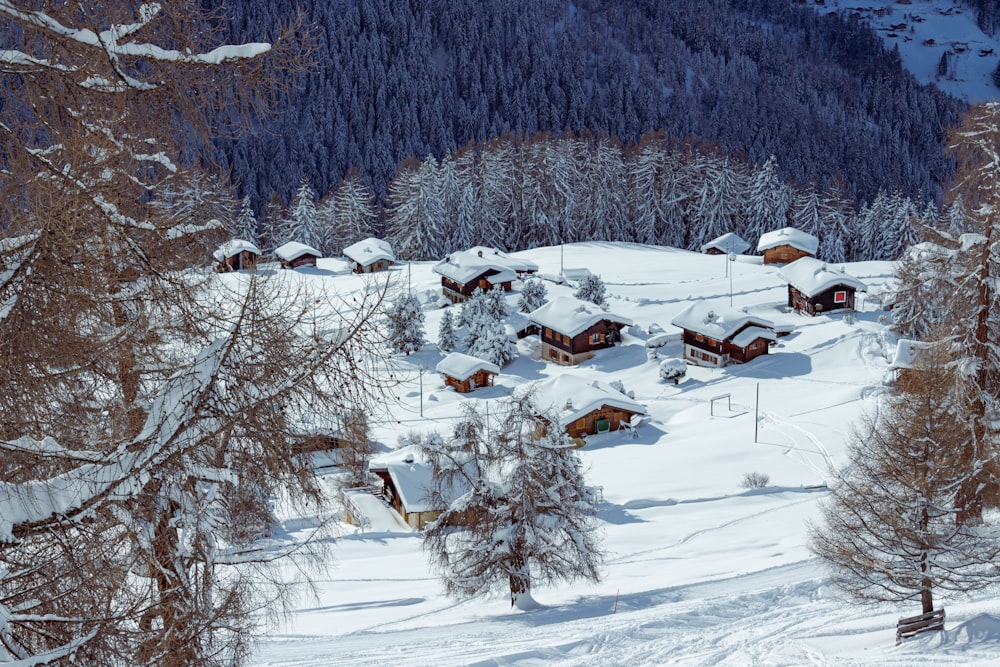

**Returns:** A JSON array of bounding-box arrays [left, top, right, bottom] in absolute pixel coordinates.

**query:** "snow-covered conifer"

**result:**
[[438, 309, 459, 353], [574, 273, 607, 305], [518, 279, 548, 313], [385, 292, 426, 355], [468, 319, 517, 367], [283, 176, 323, 250], [233, 196, 260, 244], [422, 391, 604, 609]]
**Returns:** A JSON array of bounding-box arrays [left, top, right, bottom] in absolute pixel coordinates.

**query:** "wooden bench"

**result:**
[[896, 608, 945, 645]]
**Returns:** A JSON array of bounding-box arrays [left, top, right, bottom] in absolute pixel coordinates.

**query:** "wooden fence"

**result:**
[[896, 608, 945, 645]]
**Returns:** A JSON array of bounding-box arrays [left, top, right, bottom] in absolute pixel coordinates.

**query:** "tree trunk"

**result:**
[[509, 557, 530, 608]]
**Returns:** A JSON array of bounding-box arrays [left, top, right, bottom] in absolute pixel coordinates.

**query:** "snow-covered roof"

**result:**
[[435, 352, 501, 381], [671, 301, 775, 340], [369, 448, 468, 514], [730, 326, 777, 348], [532, 375, 647, 428], [212, 239, 260, 261], [343, 237, 395, 265], [465, 246, 539, 273], [274, 241, 321, 262], [777, 257, 867, 298], [432, 251, 517, 285], [890, 338, 938, 370], [528, 296, 632, 337], [756, 227, 819, 254], [700, 232, 750, 255]]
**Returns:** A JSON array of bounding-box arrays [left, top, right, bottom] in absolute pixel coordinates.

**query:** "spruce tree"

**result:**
[[438, 309, 459, 353], [518, 279, 548, 313], [385, 292, 426, 355], [574, 273, 607, 305]]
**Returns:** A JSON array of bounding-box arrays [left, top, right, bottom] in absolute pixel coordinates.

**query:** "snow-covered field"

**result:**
[[246, 243, 1000, 666]]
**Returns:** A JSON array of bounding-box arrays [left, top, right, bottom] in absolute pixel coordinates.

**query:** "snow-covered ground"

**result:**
[[244, 243, 1000, 666], [822, 0, 1000, 102]]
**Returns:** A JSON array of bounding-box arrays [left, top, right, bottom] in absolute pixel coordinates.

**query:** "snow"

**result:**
[[431, 250, 518, 285], [670, 300, 776, 340], [434, 352, 501, 381], [238, 242, 1000, 667], [756, 227, 819, 254], [274, 241, 320, 263], [529, 296, 632, 337], [819, 0, 1000, 102], [778, 256, 868, 297]]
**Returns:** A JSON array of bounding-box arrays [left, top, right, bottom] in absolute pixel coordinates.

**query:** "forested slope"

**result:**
[[213, 0, 964, 212]]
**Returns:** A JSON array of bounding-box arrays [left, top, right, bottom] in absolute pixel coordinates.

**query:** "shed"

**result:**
[[778, 257, 867, 315], [529, 296, 632, 365], [368, 449, 471, 530], [701, 232, 750, 256], [757, 227, 818, 265], [343, 237, 395, 273], [212, 239, 260, 272], [435, 352, 501, 392], [274, 241, 321, 269]]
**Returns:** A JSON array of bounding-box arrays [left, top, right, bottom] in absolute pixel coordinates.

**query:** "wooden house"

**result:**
[[700, 232, 750, 256], [343, 237, 395, 273], [212, 239, 260, 272], [435, 352, 501, 393], [431, 249, 517, 303], [778, 257, 867, 315], [368, 450, 470, 530], [756, 227, 818, 265], [671, 301, 779, 368], [532, 375, 647, 443], [529, 296, 633, 365], [274, 241, 321, 269]]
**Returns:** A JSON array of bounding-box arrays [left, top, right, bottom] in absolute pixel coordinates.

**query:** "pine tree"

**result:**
[[283, 176, 323, 250], [422, 391, 604, 609], [462, 288, 508, 358], [234, 196, 260, 244], [438, 309, 459, 353], [574, 273, 607, 305], [518, 278, 548, 313], [468, 319, 517, 367], [385, 292, 426, 355]]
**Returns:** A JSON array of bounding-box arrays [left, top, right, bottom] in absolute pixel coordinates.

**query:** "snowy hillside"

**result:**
[[241, 243, 1000, 666], [822, 0, 1000, 101]]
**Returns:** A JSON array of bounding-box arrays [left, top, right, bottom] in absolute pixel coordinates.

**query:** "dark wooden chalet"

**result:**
[[435, 352, 501, 393], [368, 451, 471, 530], [274, 241, 321, 269], [533, 375, 647, 444], [529, 296, 633, 365], [700, 232, 750, 256], [671, 301, 778, 368], [778, 257, 867, 316], [212, 239, 260, 272], [343, 237, 395, 273], [756, 227, 818, 265], [432, 249, 517, 303]]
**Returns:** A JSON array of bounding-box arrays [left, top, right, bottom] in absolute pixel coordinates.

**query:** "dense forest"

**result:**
[[211, 0, 964, 221]]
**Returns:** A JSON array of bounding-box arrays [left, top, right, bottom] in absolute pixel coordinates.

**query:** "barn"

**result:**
[[757, 227, 818, 265], [274, 241, 321, 269], [435, 352, 501, 393], [778, 257, 867, 315]]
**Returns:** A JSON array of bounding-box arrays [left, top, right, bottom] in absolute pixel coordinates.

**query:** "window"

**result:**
[[833, 290, 848, 304], [695, 333, 704, 342], [591, 333, 602, 345], [543, 327, 552, 338]]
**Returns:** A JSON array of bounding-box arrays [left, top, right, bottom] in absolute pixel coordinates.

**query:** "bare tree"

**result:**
[[0, 3, 395, 664], [810, 342, 1000, 617], [422, 391, 603, 609]]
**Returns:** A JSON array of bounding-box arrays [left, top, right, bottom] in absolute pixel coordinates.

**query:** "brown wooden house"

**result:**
[[700, 232, 750, 256], [671, 301, 779, 368], [213, 239, 261, 272], [343, 237, 395, 273], [274, 241, 321, 269], [529, 296, 633, 365], [533, 375, 647, 444], [756, 227, 819, 265], [435, 352, 501, 393], [432, 249, 517, 303], [368, 451, 471, 530], [778, 257, 867, 316]]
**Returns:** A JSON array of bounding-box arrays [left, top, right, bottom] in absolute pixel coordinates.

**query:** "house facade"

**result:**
[[757, 227, 819, 265], [778, 257, 867, 316], [343, 237, 395, 273], [529, 296, 632, 365], [671, 301, 778, 368]]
